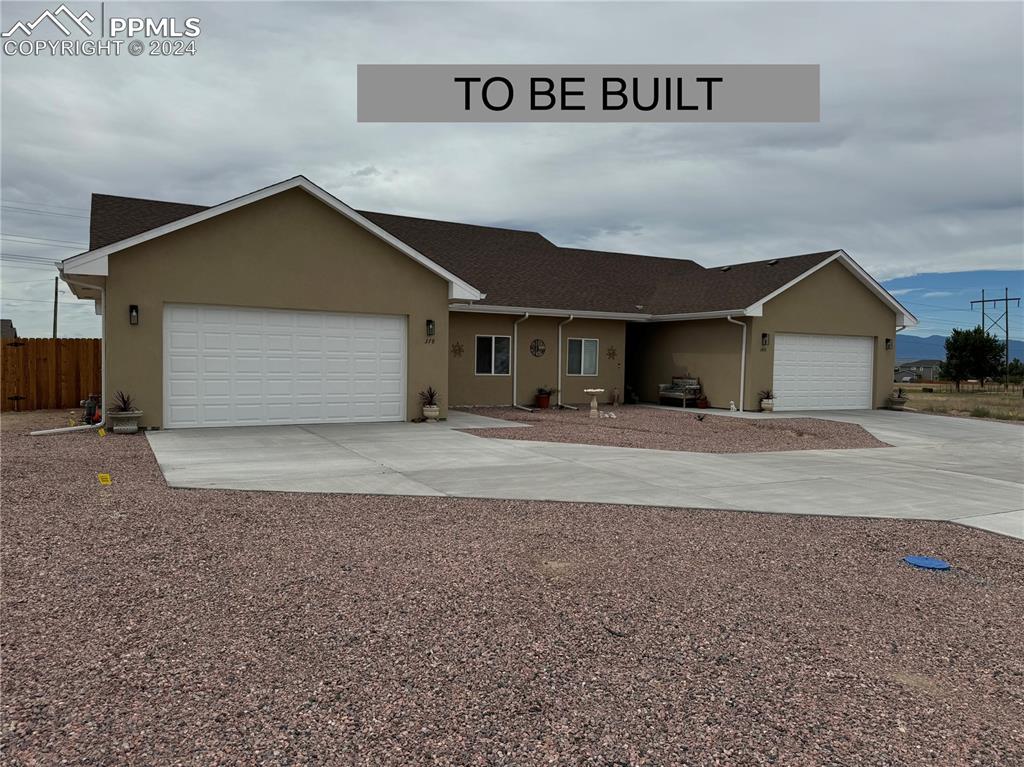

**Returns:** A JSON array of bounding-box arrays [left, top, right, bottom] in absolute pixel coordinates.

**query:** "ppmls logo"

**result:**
[[1, 4, 93, 37], [2, 3, 200, 57]]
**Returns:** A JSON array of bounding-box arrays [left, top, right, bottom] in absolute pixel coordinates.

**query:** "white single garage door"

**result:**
[[772, 333, 874, 411], [164, 304, 406, 428]]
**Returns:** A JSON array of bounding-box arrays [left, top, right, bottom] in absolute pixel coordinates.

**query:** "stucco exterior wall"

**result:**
[[745, 260, 898, 410], [629, 319, 745, 408], [103, 188, 450, 428], [448, 312, 626, 407], [631, 261, 900, 410]]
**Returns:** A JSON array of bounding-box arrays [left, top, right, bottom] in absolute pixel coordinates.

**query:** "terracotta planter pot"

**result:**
[[697, 400, 709, 409], [535, 393, 551, 409]]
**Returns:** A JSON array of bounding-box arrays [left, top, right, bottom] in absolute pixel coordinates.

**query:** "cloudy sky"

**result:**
[[1, 1, 1021, 340]]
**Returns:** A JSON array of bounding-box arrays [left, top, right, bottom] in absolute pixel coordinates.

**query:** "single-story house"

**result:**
[[60, 176, 917, 429]]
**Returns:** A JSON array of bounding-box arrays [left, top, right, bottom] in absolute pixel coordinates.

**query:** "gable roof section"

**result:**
[[64, 177, 484, 301], [740, 250, 916, 325], [70, 179, 916, 325]]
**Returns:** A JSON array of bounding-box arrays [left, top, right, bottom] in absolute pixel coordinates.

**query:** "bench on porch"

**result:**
[[657, 377, 702, 408]]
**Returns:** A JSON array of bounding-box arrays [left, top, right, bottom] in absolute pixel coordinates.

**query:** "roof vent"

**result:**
[[720, 266, 732, 272], [767, 259, 779, 266]]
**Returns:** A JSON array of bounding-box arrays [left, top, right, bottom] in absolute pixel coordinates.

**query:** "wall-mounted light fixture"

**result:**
[[129, 305, 139, 326], [761, 332, 770, 348], [885, 338, 893, 350], [425, 319, 436, 336]]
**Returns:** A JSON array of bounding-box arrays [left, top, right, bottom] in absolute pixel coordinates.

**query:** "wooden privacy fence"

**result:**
[[1, 338, 101, 412]]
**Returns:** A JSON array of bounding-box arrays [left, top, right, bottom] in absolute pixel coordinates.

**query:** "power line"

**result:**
[[2, 251, 60, 260], [0, 233, 86, 248], [1, 205, 89, 220], [0, 263, 60, 271], [1, 199, 89, 214], [0, 296, 89, 306], [0, 257, 61, 268], [902, 300, 983, 313], [0, 251, 63, 263]]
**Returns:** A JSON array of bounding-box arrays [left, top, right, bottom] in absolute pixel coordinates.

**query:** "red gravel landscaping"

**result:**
[[457, 405, 889, 452], [3, 411, 1022, 765]]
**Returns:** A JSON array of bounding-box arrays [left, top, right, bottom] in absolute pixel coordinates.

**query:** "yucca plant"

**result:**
[[113, 390, 137, 412], [419, 387, 439, 407]]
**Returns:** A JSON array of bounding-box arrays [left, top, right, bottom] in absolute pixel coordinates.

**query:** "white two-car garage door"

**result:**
[[772, 333, 874, 411], [164, 304, 406, 428]]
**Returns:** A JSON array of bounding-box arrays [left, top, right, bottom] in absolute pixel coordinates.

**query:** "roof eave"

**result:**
[[449, 304, 757, 322]]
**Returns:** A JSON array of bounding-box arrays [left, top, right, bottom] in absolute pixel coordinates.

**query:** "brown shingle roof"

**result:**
[[84, 191, 839, 315], [90, 194, 207, 250]]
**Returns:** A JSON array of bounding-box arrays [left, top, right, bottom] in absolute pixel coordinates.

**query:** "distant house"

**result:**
[[895, 359, 942, 381], [0, 319, 17, 340]]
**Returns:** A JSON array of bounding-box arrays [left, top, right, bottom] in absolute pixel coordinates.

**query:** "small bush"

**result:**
[[970, 406, 991, 418]]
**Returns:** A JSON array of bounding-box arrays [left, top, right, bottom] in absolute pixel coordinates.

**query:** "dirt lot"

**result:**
[[3, 411, 1023, 766], [899, 384, 1024, 422], [458, 405, 888, 452]]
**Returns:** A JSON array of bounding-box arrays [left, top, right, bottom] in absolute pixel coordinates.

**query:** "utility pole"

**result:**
[[971, 287, 1021, 390], [52, 275, 58, 339]]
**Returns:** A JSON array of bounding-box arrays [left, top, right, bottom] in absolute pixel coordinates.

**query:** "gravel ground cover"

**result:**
[[3, 410, 1023, 766], [457, 405, 888, 453]]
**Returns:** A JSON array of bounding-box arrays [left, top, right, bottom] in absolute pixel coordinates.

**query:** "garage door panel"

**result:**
[[203, 357, 230, 374], [164, 305, 407, 428], [296, 357, 323, 374], [265, 356, 292, 374], [168, 355, 198, 374], [773, 333, 873, 411], [166, 305, 199, 323]]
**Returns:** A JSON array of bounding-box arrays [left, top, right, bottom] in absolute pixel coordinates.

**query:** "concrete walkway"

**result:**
[[147, 408, 1024, 539]]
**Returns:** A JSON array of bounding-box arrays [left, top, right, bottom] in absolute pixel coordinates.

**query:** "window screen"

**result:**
[[567, 338, 598, 375], [476, 335, 511, 375]]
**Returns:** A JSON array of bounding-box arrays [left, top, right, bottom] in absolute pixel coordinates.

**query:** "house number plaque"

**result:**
[[529, 339, 546, 357]]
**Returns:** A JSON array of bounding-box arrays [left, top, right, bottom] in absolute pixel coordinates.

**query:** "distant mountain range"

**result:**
[[897, 334, 1024, 363]]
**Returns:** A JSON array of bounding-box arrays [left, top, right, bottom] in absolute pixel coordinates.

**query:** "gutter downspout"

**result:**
[[512, 312, 533, 412], [557, 315, 578, 410], [32, 276, 106, 436], [725, 315, 746, 413]]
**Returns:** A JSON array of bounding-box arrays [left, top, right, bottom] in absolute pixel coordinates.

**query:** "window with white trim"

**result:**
[[475, 335, 511, 375], [567, 338, 599, 376]]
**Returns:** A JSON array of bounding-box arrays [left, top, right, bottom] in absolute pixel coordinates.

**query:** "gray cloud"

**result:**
[[1, 1, 1021, 337]]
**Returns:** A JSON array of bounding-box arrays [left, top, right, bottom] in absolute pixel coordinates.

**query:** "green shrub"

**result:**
[[970, 406, 991, 418]]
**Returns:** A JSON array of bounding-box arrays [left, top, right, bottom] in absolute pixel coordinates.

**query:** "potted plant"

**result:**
[[696, 394, 710, 409], [758, 389, 775, 412], [536, 386, 557, 409], [888, 387, 908, 411], [108, 390, 143, 434], [419, 386, 441, 421]]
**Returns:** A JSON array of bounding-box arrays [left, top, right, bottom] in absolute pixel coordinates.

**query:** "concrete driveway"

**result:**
[[147, 408, 1024, 539]]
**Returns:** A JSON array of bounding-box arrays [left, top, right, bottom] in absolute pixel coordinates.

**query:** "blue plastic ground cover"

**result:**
[[903, 555, 951, 570]]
